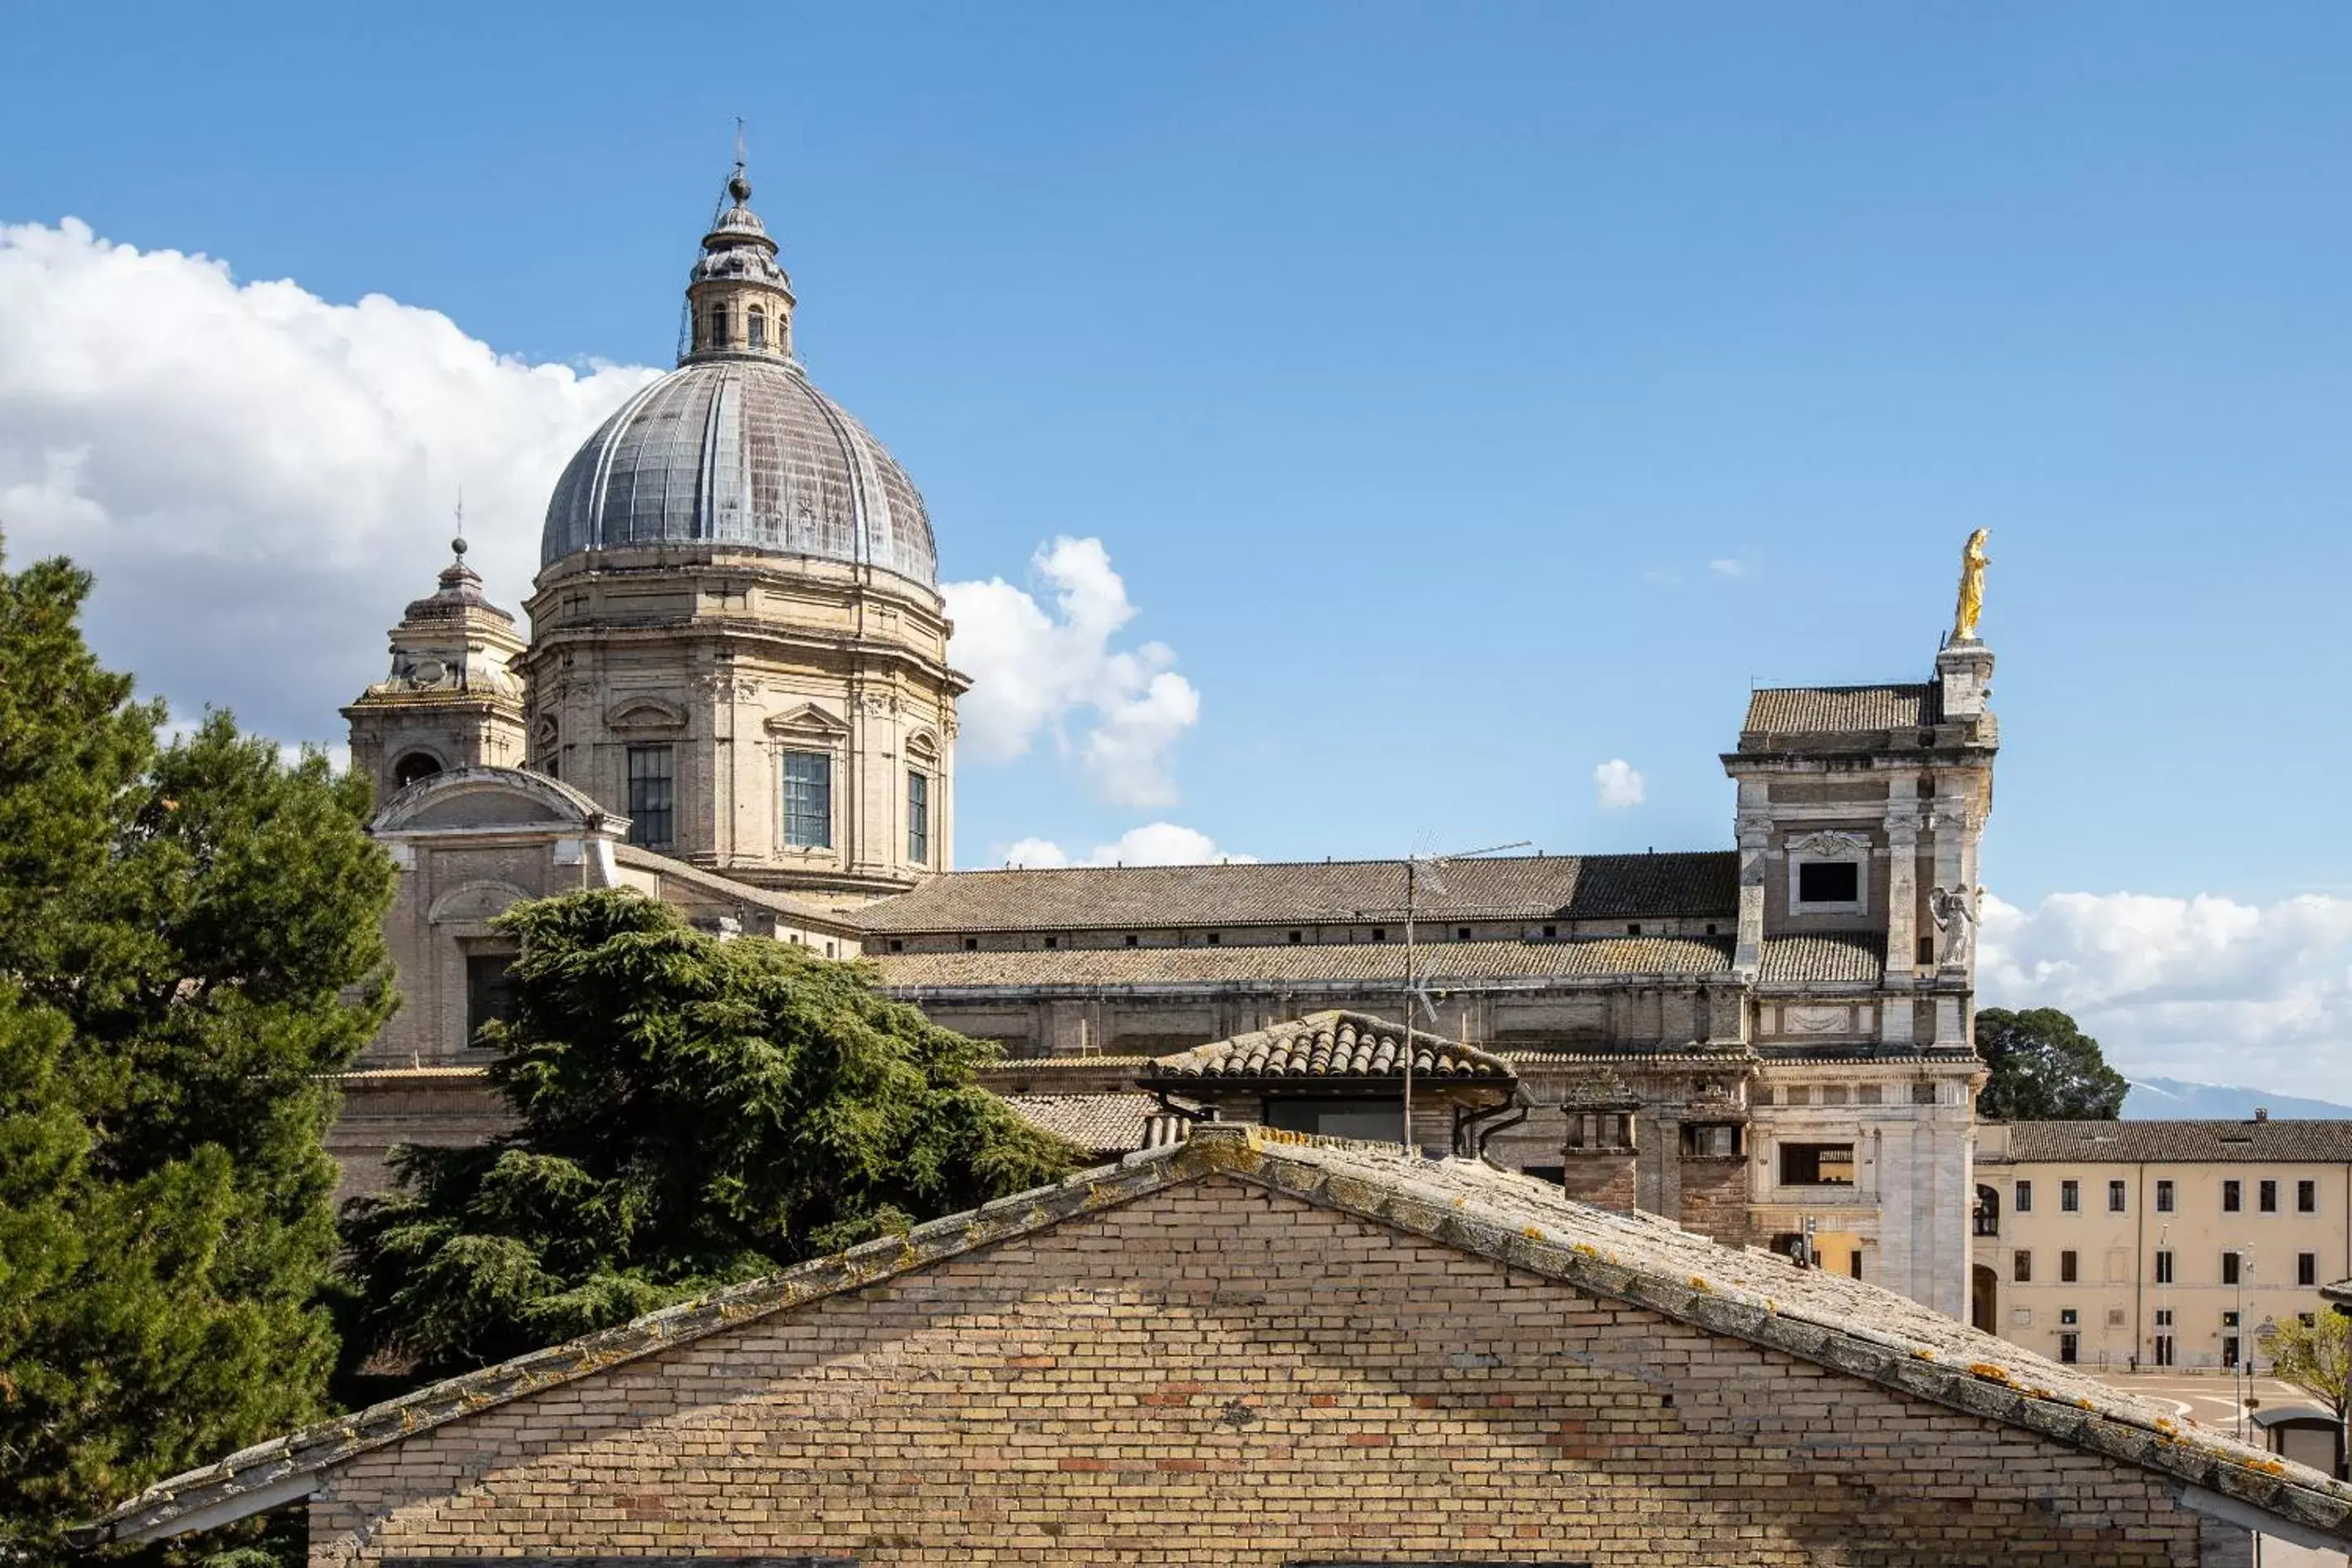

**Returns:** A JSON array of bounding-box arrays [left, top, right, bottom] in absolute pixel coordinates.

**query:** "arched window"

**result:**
[[708, 305, 728, 348], [747, 306, 767, 348], [392, 752, 443, 789]]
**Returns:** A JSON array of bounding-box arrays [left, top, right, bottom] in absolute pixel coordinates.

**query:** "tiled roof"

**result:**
[[80, 1125, 2352, 1551], [869, 934, 1734, 991], [1990, 1120, 2352, 1165], [1144, 1010, 1514, 1084], [1741, 683, 1939, 736], [1755, 933, 1885, 986], [855, 853, 1736, 934], [1001, 1093, 1166, 1156]]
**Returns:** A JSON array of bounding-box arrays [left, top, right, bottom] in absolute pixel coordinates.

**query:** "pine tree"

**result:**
[[340, 889, 1075, 1382], [0, 548, 397, 1561], [1975, 1006, 2130, 1122]]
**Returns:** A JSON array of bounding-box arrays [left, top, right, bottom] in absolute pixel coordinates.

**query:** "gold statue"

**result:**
[[1951, 528, 1990, 642]]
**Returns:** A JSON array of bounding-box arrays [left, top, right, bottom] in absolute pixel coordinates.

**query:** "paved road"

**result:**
[[2092, 1371, 2345, 1566]]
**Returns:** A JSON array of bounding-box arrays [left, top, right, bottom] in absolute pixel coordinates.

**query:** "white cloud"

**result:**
[[944, 537, 1201, 808], [1707, 558, 1750, 578], [0, 218, 658, 743], [1000, 823, 1254, 869], [1594, 758, 1646, 810], [1979, 889, 2352, 1100]]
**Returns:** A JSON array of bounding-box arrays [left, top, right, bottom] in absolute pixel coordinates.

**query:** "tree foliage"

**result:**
[[0, 548, 397, 1561], [1975, 1006, 2129, 1121], [339, 889, 1076, 1383], [2265, 1309, 2352, 1471]]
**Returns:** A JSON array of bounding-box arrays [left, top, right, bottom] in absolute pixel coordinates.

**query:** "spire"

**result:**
[[683, 129, 795, 363]]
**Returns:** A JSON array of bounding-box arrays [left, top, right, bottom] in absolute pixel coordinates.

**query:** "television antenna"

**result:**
[[1399, 837, 1531, 1152]]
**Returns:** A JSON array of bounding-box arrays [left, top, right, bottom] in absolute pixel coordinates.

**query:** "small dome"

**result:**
[[539, 358, 938, 587]]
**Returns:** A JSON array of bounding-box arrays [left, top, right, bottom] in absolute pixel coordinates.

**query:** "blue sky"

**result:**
[[5, 3, 2352, 1087]]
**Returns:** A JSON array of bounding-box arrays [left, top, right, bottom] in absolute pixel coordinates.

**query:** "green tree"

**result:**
[[339, 889, 1076, 1384], [2264, 1311, 2352, 1478], [0, 548, 397, 1561], [1974, 1006, 2130, 1121]]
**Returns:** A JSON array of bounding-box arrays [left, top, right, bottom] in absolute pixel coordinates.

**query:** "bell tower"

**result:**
[[343, 533, 528, 804]]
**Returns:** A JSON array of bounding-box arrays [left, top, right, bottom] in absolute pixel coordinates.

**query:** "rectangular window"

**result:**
[[2223, 1179, 2242, 1213], [906, 770, 930, 864], [781, 750, 832, 849], [1778, 1142, 1855, 1186], [2155, 1249, 2174, 1285], [2223, 1335, 2242, 1370], [1796, 860, 1860, 904], [2108, 1179, 2127, 1213], [626, 745, 674, 849], [2222, 1251, 2242, 1286], [2154, 1334, 2174, 1366], [1682, 1123, 1741, 1158], [1848, 1249, 1863, 1280], [2061, 1180, 2080, 1213], [2300, 1179, 2319, 1215], [2156, 1308, 2174, 1327], [2014, 1250, 2032, 1283], [2060, 1249, 2079, 1284], [465, 952, 516, 1045], [2301, 1252, 2319, 1288], [2057, 1332, 2079, 1365], [2261, 1179, 2279, 1214], [2155, 1179, 2174, 1213], [2014, 1180, 2033, 1214]]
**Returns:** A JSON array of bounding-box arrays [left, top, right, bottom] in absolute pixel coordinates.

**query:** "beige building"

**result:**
[[332, 161, 2007, 1320], [79, 1125, 2352, 1565], [1976, 1118, 2352, 1371]]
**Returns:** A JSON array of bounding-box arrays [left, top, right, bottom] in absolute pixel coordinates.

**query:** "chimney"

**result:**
[[2254, 1107, 2271, 1123]]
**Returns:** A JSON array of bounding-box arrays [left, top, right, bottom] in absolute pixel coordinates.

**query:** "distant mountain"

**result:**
[[2121, 1077, 2352, 1121]]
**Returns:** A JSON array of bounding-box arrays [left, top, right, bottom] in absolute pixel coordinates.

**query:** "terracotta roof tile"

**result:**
[[1144, 1010, 1514, 1084], [1989, 1119, 2352, 1164], [1742, 683, 1939, 736], [872, 935, 1736, 991], [1755, 933, 1885, 986], [856, 853, 1736, 934], [1001, 1093, 1167, 1156]]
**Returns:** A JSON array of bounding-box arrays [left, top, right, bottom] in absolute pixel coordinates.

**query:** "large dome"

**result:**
[[539, 357, 939, 587]]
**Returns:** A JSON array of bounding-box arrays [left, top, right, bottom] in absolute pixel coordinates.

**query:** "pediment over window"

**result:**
[[764, 702, 850, 738], [603, 695, 689, 733], [426, 879, 533, 925], [905, 728, 941, 763]]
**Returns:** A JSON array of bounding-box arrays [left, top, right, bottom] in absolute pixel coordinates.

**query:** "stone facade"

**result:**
[[89, 1131, 2342, 1564]]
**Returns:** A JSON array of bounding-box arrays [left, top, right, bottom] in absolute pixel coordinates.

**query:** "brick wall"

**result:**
[[1678, 1154, 1755, 1247], [311, 1176, 2220, 1566], [1558, 1152, 1636, 1210]]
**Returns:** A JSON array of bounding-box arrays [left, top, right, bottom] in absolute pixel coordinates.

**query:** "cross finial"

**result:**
[[728, 118, 752, 204], [450, 489, 467, 558]]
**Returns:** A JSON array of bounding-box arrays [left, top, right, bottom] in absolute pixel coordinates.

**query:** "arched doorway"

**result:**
[[1971, 1263, 1999, 1334]]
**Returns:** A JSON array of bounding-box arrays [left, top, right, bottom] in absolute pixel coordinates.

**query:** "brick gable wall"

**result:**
[[311, 1177, 2220, 1566]]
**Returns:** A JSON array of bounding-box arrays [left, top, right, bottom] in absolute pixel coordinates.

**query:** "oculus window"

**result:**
[[626, 745, 674, 849], [782, 750, 832, 849]]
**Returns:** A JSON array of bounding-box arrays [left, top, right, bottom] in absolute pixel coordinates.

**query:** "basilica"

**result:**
[[336, 167, 1999, 1322]]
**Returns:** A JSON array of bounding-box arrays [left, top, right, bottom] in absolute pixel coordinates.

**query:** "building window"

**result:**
[[2155, 1250, 2174, 1284], [709, 304, 728, 348], [2059, 1249, 2079, 1284], [2260, 1179, 2279, 1214], [2014, 1180, 2033, 1214], [626, 745, 674, 848], [2301, 1252, 2319, 1288], [2155, 1179, 2174, 1213], [781, 750, 832, 849], [1371, 928, 1385, 942], [2154, 1332, 2174, 1366], [963, 936, 977, 951], [1542, 923, 1556, 939], [465, 952, 517, 1045], [2107, 1179, 2126, 1213], [2057, 1332, 2079, 1365], [1779, 1142, 1854, 1186], [2223, 1179, 2242, 1213], [906, 770, 929, 864], [2014, 1250, 2032, 1283], [1568, 1113, 1635, 1152], [1206, 932, 1220, 944], [1911, 1081, 1937, 1106], [888, 938, 903, 952], [1626, 923, 1642, 936], [747, 306, 767, 348], [2060, 1180, 2080, 1213], [392, 751, 444, 789], [1848, 1250, 1863, 1280], [2223, 1335, 2242, 1370], [1683, 1123, 1741, 1158], [2299, 1179, 2319, 1215], [1458, 926, 1472, 940], [1288, 930, 1302, 943], [2222, 1251, 2242, 1286], [1043, 936, 1058, 949], [1127, 933, 1139, 947], [1795, 860, 1861, 905], [2155, 1307, 2173, 1327]]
